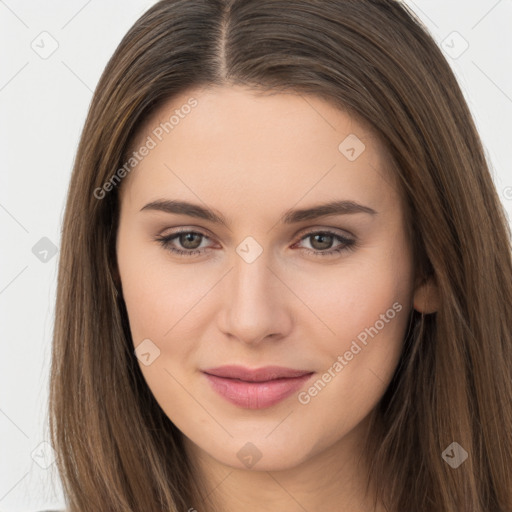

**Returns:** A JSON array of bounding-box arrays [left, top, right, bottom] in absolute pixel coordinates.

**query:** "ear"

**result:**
[[413, 275, 439, 314]]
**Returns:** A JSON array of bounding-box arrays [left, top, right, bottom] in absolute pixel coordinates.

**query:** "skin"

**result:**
[[116, 85, 438, 512]]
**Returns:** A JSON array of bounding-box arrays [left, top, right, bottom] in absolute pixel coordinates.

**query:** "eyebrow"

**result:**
[[140, 199, 377, 226]]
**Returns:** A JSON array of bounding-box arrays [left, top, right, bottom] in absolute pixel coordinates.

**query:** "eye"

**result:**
[[293, 230, 357, 257], [154, 228, 357, 258], [154, 229, 212, 256]]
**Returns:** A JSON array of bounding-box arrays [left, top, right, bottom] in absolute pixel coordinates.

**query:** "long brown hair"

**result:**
[[49, 0, 512, 510]]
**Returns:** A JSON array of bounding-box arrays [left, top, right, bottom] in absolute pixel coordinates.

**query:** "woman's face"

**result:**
[[116, 85, 418, 472]]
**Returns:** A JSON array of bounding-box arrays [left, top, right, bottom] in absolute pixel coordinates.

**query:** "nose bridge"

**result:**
[[219, 241, 290, 343], [231, 245, 274, 314]]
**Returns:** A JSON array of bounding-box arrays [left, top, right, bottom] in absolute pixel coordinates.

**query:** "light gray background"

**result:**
[[1, 1, 511, 510]]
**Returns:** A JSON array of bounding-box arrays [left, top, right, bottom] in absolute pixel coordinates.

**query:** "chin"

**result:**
[[193, 434, 314, 473]]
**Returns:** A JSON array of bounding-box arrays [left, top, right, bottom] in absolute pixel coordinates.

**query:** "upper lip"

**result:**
[[202, 365, 313, 382]]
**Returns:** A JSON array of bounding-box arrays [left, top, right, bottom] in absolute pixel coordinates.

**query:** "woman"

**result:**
[[49, 0, 512, 510]]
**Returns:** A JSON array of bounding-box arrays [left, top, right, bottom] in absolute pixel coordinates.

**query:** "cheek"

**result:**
[[320, 275, 409, 454], [117, 233, 208, 417], [295, 242, 414, 409], [117, 227, 206, 344], [302, 247, 412, 346]]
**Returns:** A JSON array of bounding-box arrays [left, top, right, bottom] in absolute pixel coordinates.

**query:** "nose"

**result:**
[[217, 250, 293, 346]]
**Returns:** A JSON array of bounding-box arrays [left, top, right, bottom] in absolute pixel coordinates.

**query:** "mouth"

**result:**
[[202, 365, 315, 409]]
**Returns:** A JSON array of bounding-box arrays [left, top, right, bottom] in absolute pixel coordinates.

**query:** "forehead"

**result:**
[[120, 85, 400, 213]]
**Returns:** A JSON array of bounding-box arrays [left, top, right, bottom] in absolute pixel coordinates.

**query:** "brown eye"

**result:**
[[178, 232, 203, 250], [295, 230, 356, 257], [155, 230, 212, 256], [309, 233, 335, 251]]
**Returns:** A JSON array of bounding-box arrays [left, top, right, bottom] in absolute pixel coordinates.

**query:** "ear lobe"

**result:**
[[413, 275, 439, 314]]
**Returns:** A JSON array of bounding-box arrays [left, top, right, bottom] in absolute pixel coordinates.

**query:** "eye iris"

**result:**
[[311, 233, 333, 250], [180, 232, 202, 249]]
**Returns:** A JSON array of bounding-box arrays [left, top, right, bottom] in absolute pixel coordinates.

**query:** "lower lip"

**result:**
[[203, 372, 314, 409]]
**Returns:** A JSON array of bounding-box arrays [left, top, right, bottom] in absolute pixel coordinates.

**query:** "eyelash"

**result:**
[[154, 228, 357, 258]]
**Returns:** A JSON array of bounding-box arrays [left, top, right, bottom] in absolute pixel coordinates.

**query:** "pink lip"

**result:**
[[202, 365, 314, 409]]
